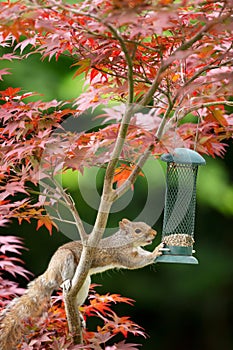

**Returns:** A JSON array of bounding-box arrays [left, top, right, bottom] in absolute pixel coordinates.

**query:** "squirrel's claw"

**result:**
[[153, 242, 164, 258]]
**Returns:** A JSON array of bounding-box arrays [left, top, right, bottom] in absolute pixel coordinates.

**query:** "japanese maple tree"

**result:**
[[0, 0, 233, 347]]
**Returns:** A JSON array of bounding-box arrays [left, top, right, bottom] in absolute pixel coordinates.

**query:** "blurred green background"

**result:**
[[0, 50, 233, 350]]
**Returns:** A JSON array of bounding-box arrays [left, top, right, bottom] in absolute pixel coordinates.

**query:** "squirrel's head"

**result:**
[[119, 218, 157, 247]]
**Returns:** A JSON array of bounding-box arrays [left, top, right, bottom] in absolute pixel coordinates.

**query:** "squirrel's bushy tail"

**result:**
[[0, 275, 56, 350]]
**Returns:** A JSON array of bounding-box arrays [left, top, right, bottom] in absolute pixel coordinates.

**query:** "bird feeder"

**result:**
[[157, 148, 206, 264]]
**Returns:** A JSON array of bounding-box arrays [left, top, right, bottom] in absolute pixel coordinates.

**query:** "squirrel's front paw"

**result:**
[[153, 243, 164, 258]]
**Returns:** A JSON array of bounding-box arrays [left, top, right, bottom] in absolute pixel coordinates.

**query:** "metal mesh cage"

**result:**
[[162, 163, 198, 238]]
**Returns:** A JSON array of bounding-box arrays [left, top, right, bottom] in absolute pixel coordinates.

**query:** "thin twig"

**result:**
[[52, 177, 87, 241], [114, 144, 154, 200], [28, 189, 68, 209], [177, 101, 233, 120], [105, 23, 134, 104], [37, 178, 87, 241]]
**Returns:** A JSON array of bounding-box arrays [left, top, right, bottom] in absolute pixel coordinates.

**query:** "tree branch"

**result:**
[[62, 16, 137, 347], [176, 101, 233, 120], [103, 24, 134, 104], [64, 293, 83, 344]]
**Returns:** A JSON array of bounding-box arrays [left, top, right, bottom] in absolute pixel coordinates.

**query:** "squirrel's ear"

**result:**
[[119, 218, 130, 229]]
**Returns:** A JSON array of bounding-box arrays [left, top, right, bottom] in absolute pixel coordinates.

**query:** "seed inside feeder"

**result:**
[[162, 234, 194, 247]]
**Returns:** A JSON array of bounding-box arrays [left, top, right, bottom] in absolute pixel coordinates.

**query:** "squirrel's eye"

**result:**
[[135, 229, 142, 234]]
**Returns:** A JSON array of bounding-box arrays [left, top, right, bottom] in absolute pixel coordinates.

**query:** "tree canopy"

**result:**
[[0, 0, 232, 228]]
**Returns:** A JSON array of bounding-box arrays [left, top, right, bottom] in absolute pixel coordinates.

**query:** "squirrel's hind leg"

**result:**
[[46, 247, 78, 289]]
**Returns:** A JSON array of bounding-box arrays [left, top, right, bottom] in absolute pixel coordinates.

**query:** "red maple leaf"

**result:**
[[113, 164, 144, 189], [36, 216, 58, 235]]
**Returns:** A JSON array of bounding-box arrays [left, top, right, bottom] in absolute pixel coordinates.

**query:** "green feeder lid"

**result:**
[[161, 148, 206, 165]]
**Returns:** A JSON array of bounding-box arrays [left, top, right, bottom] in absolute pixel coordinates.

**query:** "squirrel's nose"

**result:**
[[149, 229, 157, 237]]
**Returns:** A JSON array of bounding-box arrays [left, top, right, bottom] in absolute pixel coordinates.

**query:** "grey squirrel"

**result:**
[[0, 218, 163, 349]]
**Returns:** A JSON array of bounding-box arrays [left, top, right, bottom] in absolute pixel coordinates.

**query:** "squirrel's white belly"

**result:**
[[89, 264, 121, 275], [76, 275, 91, 306]]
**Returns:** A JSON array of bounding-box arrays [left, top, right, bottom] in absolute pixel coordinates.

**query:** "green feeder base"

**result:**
[[156, 245, 198, 264], [156, 254, 198, 264]]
